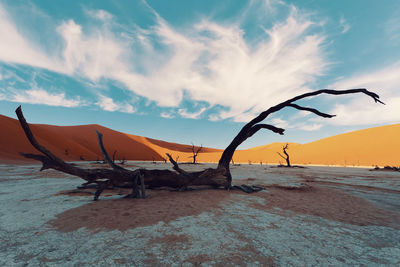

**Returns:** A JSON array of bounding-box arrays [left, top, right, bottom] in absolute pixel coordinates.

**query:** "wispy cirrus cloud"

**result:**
[[326, 61, 400, 126], [3, 88, 81, 107], [96, 95, 135, 113], [160, 112, 174, 119], [0, 5, 65, 73], [339, 15, 350, 34], [0, 1, 328, 121], [178, 107, 207, 119], [299, 123, 322, 131]]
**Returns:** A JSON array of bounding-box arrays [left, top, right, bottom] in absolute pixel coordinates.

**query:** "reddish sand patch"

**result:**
[[148, 234, 191, 249], [49, 189, 231, 232], [251, 184, 400, 228]]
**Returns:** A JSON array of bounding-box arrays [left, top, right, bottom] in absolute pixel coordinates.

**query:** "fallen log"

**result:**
[[16, 106, 228, 200]]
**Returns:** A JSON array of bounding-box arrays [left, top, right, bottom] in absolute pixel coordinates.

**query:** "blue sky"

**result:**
[[1, 0, 399, 149]]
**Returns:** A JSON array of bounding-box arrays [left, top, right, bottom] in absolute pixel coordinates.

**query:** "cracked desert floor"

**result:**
[[1, 162, 400, 266]]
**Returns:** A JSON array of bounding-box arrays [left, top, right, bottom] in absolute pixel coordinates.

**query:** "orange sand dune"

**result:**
[[232, 124, 400, 167], [0, 114, 163, 163], [0, 114, 221, 163], [0, 113, 399, 166]]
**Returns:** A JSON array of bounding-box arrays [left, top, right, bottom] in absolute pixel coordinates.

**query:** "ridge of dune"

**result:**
[[0, 113, 399, 166]]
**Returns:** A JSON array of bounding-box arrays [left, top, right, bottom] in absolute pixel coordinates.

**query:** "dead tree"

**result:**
[[112, 150, 117, 163], [277, 143, 291, 167], [189, 143, 203, 164], [16, 88, 384, 200]]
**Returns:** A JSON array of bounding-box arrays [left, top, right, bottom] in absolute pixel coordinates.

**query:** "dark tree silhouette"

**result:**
[[16, 88, 384, 199], [277, 143, 291, 167], [112, 150, 117, 163], [189, 143, 203, 164]]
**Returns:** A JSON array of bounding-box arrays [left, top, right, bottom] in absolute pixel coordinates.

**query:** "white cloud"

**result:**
[[327, 61, 400, 126], [339, 15, 350, 34], [299, 123, 322, 131], [271, 118, 289, 128], [0, 3, 328, 121], [96, 95, 135, 113], [122, 6, 326, 121], [178, 107, 207, 119], [85, 9, 113, 21], [9, 88, 81, 107], [0, 4, 65, 73], [160, 112, 174, 119]]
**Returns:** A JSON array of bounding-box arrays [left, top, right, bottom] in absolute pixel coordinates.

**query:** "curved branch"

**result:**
[[95, 130, 125, 171], [166, 153, 192, 178], [247, 124, 285, 138], [249, 88, 384, 126], [218, 88, 383, 173], [195, 145, 203, 156], [16, 106, 67, 167], [288, 103, 335, 118], [277, 152, 286, 160]]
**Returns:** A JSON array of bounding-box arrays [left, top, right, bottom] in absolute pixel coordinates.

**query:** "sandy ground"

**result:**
[[1, 162, 400, 266]]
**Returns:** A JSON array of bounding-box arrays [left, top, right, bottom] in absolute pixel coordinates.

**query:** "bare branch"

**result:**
[[218, 88, 383, 174], [166, 153, 192, 178], [16, 106, 67, 167], [195, 145, 203, 155], [112, 150, 117, 163], [247, 124, 285, 138], [250, 88, 384, 126], [191, 143, 195, 154], [95, 130, 125, 171], [277, 152, 286, 160], [288, 103, 335, 118]]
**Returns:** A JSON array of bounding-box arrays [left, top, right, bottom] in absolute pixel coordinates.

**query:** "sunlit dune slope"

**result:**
[[235, 124, 400, 167], [0, 114, 163, 163], [292, 124, 400, 167], [0, 114, 221, 163], [125, 134, 222, 163], [1, 113, 399, 166], [232, 142, 301, 165]]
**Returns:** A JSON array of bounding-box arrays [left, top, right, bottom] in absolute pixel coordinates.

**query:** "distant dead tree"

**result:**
[[112, 150, 117, 163], [15, 88, 384, 200], [277, 143, 291, 167], [189, 143, 203, 164]]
